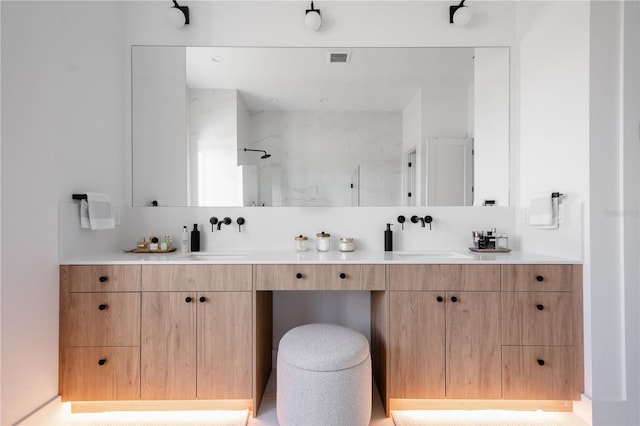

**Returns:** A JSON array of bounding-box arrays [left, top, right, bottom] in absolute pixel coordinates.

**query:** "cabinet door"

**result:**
[[61, 346, 140, 401], [141, 292, 197, 400], [446, 292, 502, 399], [197, 292, 252, 399], [389, 291, 445, 398]]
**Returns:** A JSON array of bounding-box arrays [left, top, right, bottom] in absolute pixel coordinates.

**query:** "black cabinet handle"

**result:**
[[436, 296, 444, 303], [99, 276, 108, 283], [536, 304, 544, 311], [98, 304, 108, 311], [450, 296, 458, 303], [199, 296, 207, 303], [536, 275, 544, 282], [185, 296, 193, 303], [537, 359, 545, 366], [339, 273, 347, 279], [98, 359, 107, 366], [296, 273, 303, 279]]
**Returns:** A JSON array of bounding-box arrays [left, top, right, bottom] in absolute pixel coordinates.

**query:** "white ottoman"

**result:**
[[277, 323, 371, 426]]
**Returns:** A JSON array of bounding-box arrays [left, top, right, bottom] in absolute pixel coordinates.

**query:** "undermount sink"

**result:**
[[189, 251, 250, 261], [393, 251, 472, 259]]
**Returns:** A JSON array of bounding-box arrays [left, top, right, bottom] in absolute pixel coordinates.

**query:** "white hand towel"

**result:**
[[79, 192, 115, 230], [529, 195, 553, 226]]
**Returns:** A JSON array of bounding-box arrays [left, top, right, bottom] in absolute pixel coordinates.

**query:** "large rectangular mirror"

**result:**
[[132, 46, 509, 207]]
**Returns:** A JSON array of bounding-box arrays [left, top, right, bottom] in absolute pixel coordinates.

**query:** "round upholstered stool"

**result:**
[[277, 323, 371, 426]]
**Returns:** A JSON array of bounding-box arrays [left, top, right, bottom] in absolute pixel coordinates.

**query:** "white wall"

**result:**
[[1, 2, 125, 424]]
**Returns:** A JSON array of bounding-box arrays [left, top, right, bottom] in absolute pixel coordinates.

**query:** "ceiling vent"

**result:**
[[327, 50, 352, 64]]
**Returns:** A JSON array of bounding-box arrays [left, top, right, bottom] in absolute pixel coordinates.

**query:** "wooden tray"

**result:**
[[468, 247, 511, 253], [132, 247, 177, 253]]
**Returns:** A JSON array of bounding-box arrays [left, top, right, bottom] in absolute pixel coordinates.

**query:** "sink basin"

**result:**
[[394, 251, 472, 259], [189, 251, 250, 261]]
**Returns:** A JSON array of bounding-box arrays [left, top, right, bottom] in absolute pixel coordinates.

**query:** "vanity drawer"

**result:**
[[61, 346, 140, 401], [502, 292, 573, 345], [141, 264, 252, 291], [256, 264, 385, 290], [502, 346, 576, 400], [63, 292, 141, 347], [61, 265, 141, 292], [389, 264, 500, 291], [501, 265, 573, 292]]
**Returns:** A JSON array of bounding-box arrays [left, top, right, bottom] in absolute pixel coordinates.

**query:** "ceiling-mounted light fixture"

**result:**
[[168, 0, 189, 28], [244, 148, 271, 160], [449, 0, 472, 26], [305, 1, 322, 31]]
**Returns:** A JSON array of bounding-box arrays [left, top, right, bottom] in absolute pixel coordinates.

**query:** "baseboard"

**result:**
[[573, 394, 592, 425]]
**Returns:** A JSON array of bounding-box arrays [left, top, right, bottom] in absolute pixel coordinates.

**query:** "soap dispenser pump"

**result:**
[[384, 223, 393, 252], [191, 224, 200, 252]]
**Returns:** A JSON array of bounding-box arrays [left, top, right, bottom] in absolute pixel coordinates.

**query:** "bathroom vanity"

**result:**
[[59, 251, 582, 416]]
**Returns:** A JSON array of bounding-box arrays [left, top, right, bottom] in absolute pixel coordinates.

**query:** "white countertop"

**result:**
[[60, 249, 581, 265]]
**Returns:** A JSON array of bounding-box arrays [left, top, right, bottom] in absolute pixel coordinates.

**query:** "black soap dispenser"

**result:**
[[191, 224, 200, 252], [384, 223, 393, 252]]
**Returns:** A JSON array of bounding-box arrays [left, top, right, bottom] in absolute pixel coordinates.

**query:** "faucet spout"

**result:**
[[217, 217, 232, 230]]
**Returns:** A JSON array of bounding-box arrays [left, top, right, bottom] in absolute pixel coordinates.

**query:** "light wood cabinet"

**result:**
[[140, 265, 252, 401], [387, 263, 583, 409], [501, 264, 582, 401], [389, 265, 502, 400], [59, 265, 141, 401]]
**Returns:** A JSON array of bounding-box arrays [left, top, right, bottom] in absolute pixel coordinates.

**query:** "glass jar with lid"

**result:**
[[316, 232, 331, 252], [294, 235, 309, 252]]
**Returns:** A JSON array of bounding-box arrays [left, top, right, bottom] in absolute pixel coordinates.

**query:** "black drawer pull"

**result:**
[[296, 272, 303, 279], [536, 304, 544, 311], [450, 296, 458, 303], [185, 296, 193, 303], [98, 304, 108, 311], [99, 276, 108, 283], [537, 359, 545, 366], [536, 275, 544, 282], [98, 359, 107, 366], [436, 296, 444, 303], [199, 296, 207, 303], [339, 273, 347, 279]]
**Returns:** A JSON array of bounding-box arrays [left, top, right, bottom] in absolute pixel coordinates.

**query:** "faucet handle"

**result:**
[[425, 215, 433, 230], [397, 215, 406, 230], [236, 217, 245, 232]]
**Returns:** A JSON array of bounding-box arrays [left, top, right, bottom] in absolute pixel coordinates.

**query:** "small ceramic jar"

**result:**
[[316, 232, 331, 252], [339, 237, 355, 252]]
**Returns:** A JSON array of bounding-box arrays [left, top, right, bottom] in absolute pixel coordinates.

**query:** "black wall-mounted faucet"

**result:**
[[411, 215, 433, 230], [210, 216, 245, 231]]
